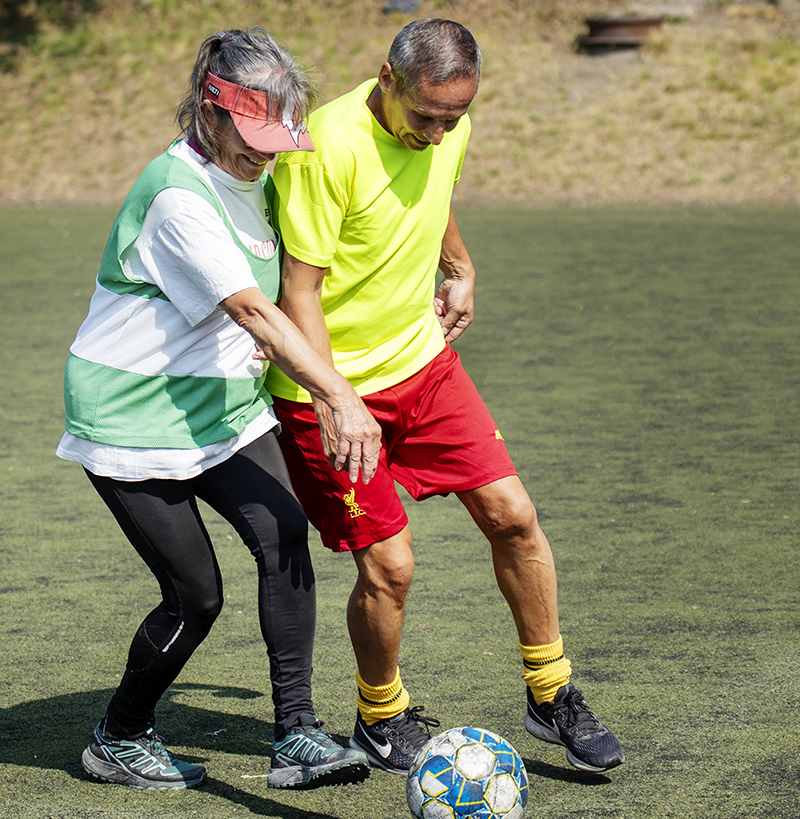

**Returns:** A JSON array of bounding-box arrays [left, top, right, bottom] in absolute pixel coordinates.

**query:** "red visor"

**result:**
[[204, 72, 314, 153]]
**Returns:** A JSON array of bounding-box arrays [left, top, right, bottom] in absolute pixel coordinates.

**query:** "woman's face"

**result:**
[[202, 101, 276, 181]]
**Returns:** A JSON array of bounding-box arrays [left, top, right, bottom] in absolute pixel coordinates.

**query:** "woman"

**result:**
[[57, 28, 380, 791]]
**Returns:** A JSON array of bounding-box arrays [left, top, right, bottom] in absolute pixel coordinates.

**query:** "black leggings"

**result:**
[[86, 431, 316, 740]]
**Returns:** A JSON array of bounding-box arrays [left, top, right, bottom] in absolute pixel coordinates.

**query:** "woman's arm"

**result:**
[[221, 286, 381, 484]]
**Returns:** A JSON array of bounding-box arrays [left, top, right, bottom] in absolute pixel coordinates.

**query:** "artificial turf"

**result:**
[[0, 206, 797, 818]]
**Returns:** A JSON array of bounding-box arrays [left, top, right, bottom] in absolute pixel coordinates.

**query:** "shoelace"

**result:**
[[399, 705, 441, 738], [294, 722, 339, 749], [554, 689, 604, 739], [142, 730, 177, 762]]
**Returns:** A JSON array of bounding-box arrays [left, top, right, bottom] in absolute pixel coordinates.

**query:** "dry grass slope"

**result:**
[[2, 0, 800, 207]]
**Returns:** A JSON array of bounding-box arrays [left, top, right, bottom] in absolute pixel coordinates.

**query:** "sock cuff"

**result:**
[[356, 669, 404, 706], [356, 669, 410, 725], [519, 635, 565, 668], [520, 636, 572, 705]]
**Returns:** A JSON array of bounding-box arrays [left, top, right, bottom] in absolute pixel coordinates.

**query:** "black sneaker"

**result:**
[[268, 712, 370, 789], [525, 683, 624, 772], [349, 705, 440, 774], [81, 723, 206, 789]]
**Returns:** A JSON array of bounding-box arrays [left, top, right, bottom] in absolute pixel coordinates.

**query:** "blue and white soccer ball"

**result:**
[[406, 727, 529, 819]]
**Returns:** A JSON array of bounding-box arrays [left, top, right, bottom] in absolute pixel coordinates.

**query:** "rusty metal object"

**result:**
[[579, 16, 663, 49]]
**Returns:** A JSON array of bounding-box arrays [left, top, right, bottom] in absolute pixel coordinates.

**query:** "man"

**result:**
[[266, 18, 624, 775]]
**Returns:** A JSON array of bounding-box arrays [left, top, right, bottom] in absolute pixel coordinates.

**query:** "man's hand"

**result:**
[[434, 276, 474, 343]]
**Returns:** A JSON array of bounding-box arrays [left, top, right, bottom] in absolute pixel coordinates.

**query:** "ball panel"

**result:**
[[429, 730, 469, 758], [407, 775, 425, 815], [420, 768, 451, 798], [420, 799, 457, 819], [483, 772, 520, 814], [455, 743, 497, 780]]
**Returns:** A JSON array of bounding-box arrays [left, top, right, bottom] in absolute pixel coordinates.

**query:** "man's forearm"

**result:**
[[279, 288, 335, 366], [439, 207, 476, 283], [279, 252, 336, 367]]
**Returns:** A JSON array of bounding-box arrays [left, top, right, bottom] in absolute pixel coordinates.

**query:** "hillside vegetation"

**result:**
[[2, 0, 800, 206]]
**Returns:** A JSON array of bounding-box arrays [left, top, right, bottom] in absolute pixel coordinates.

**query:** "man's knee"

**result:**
[[478, 488, 539, 543], [363, 554, 415, 600], [355, 533, 415, 603]]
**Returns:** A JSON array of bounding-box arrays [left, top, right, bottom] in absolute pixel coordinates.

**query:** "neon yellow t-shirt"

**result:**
[[266, 79, 470, 401]]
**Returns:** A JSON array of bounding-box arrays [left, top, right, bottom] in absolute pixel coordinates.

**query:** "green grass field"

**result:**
[[1, 207, 798, 818]]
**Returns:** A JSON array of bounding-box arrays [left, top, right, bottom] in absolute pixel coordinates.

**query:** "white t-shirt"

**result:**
[[57, 140, 280, 480]]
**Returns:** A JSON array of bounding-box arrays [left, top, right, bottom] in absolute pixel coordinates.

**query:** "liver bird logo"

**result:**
[[342, 487, 366, 518]]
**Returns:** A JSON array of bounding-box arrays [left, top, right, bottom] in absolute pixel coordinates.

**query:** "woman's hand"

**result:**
[[313, 395, 382, 484]]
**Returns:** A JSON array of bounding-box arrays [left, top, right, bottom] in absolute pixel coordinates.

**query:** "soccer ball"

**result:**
[[407, 727, 528, 819]]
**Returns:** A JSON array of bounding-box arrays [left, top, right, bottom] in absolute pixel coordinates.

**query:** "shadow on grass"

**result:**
[[0, 683, 347, 817], [521, 755, 613, 787], [196, 777, 345, 818]]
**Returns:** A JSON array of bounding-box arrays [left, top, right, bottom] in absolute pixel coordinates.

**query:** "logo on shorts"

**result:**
[[342, 488, 366, 519], [495, 429, 504, 440]]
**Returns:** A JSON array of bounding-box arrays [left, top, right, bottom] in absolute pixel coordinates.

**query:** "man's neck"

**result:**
[[366, 82, 389, 134]]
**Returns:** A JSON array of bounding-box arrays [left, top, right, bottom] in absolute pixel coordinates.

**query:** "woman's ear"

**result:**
[[200, 98, 221, 132]]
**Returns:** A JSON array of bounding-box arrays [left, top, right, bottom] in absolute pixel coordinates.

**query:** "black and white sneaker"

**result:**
[[525, 684, 625, 773], [349, 706, 440, 774], [268, 712, 370, 789], [81, 723, 206, 789]]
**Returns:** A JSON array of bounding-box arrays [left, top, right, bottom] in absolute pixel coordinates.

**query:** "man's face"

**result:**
[[377, 64, 478, 151]]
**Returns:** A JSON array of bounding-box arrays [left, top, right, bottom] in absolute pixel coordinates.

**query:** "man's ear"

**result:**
[[377, 61, 396, 94]]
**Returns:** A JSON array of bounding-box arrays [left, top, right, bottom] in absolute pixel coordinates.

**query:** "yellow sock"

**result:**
[[356, 669, 410, 726], [520, 636, 572, 705]]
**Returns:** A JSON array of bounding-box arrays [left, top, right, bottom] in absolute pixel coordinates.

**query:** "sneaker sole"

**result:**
[[524, 715, 625, 773], [524, 714, 562, 746], [565, 748, 625, 773], [81, 748, 206, 790], [348, 736, 409, 776], [267, 757, 371, 789]]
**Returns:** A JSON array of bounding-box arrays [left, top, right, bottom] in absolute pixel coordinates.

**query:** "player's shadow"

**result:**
[[522, 755, 614, 786], [0, 683, 349, 817]]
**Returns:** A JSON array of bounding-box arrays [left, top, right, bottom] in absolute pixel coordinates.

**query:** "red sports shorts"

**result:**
[[272, 344, 517, 552]]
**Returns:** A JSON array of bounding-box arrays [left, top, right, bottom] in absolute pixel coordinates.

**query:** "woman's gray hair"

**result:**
[[176, 27, 316, 163], [387, 19, 481, 96]]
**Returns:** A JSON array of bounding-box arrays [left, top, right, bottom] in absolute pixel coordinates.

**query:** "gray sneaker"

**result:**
[[525, 684, 625, 772], [268, 712, 370, 789], [81, 723, 206, 789]]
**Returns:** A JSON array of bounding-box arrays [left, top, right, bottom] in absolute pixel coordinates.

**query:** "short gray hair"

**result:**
[[176, 28, 316, 163], [387, 19, 481, 96]]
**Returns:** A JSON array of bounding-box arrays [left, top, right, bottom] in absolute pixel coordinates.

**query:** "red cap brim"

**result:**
[[231, 111, 314, 153], [204, 73, 314, 153]]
